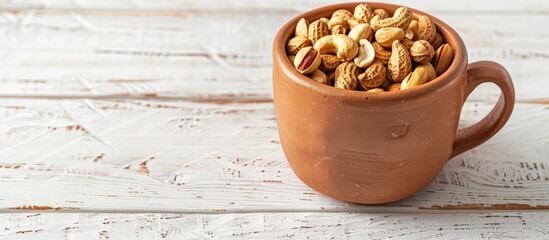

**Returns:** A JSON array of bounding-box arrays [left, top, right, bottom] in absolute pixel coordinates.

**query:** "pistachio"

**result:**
[[415, 63, 437, 81], [431, 43, 454, 76], [401, 67, 430, 90], [294, 46, 321, 74]]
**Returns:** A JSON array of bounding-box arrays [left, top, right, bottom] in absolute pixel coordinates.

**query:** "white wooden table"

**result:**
[[1, 0, 548, 239]]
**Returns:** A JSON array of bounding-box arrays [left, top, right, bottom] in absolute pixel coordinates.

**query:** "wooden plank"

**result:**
[[2, 0, 549, 13], [0, 10, 546, 101], [0, 99, 548, 212], [1, 212, 548, 239]]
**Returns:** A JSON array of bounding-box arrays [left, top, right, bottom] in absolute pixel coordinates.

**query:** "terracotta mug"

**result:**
[[272, 2, 515, 204]]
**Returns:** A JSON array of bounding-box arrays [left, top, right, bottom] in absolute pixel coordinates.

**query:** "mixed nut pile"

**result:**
[[286, 4, 454, 92]]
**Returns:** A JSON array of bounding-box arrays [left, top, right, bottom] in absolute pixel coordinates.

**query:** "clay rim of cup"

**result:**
[[273, 2, 468, 101]]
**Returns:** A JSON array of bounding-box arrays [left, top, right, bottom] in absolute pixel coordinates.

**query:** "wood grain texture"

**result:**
[[0, 0, 547, 237], [1, 212, 548, 239], [1, 0, 549, 12], [1, 99, 548, 212], [0, 3, 546, 101]]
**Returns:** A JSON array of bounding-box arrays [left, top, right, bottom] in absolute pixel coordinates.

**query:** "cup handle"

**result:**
[[450, 61, 515, 159]]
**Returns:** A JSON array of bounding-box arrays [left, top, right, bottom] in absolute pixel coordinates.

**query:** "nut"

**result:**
[[387, 40, 412, 82], [331, 25, 347, 35], [375, 27, 405, 48], [332, 9, 354, 20], [380, 77, 392, 89], [320, 54, 341, 72], [401, 67, 430, 90], [400, 38, 415, 50], [326, 70, 336, 86], [431, 43, 454, 76], [367, 88, 385, 93], [354, 39, 376, 68], [285, 4, 452, 93], [335, 74, 358, 90], [308, 69, 329, 85], [358, 62, 386, 89], [404, 29, 414, 39], [417, 15, 437, 44], [313, 34, 359, 61], [410, 40, 435, 64], [372, 41, 391, 65], [407, 20, 419, 40], [387, 83, 402, 91], [347, 18, 365, 29], [335, 62, 360, 79], [399, 72, 412, 90], [348, 23, 372, 43], [354, 3, 373, 21], [328, 17, 350, 32], [286, 36, 311, 55], [294, 46, 321, 74], [415, 63, 437, 81], [431, 33, 443, 50], [319, 17, 329, 24], [334, 62, 360, 90], [295, 18, 309, 38], [373, 9, 389, 19], [308, 20, 329, 44], [370, 7, 412, 31]]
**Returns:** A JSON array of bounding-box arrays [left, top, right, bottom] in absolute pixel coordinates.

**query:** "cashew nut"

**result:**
[[354, 39, 375, 68], [313, 35, 359, 62]]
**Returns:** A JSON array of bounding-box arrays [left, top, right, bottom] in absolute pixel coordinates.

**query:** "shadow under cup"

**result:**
[[272, 2, 514, 204]]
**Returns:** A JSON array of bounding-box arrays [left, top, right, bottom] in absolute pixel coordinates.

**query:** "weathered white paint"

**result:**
[[0, 4, 547, 101], [1, 212, 549, 239], [0, 0, 547, 238], [0, 100, 548, 212], [2, 0, 549, 12]]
